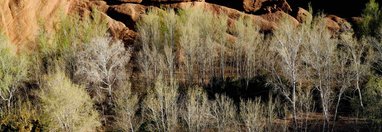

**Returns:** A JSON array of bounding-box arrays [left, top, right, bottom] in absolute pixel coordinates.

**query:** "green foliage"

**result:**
[[360, 0, 382, 37], [36, 9, 108, 75], [0, 35, 29, 106], [356, 76, 382, 123], [0, 100, 41, 131], [39, 70, 100, 131]]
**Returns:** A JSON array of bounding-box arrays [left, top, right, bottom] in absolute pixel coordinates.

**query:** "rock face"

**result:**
[[260, 11, 299, 26], [325, 15, 352, 32], [107, 3, 145, 30], [295, 7, 312, 23], [0, 0, 72, 46], [117, 0, 143, 3], [243, 0, 266, 12], [244, 0, 291, 13], [148, 0, 202, 2]]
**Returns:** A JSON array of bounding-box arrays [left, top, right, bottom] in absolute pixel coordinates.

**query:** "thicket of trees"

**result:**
[[1, 0, 382, 131]]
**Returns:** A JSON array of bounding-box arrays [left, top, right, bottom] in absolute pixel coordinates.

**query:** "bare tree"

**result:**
[[144, 76, 179, 132], [182, 87, 211, 132], [115, 82, 140, 132], [179, 8, 201, 85], [137, 10, 164, 86], [302, 18, 337, 126], [332, 47, 352, 129], [348, 38, 370, 108], [195, 10, 215, 84], [268, 18, 305, 126], [296, 86, 315, 131], [75, 36, 131, 97], [240, 98, 266, 132], [215, 15, 228, 79], [160, 9, 179, 86], [233, 17, 263, 85], [210, 94, 237, 132]]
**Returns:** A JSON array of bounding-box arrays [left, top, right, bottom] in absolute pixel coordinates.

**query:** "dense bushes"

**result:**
[[360, 0, 382, 37], [0, 35, 29, 108], [354, 76, 382, 123], [39, 71, 100, 131]]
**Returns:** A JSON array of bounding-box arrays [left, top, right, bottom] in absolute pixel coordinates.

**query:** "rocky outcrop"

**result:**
[[243, 0, 266, 13], [107, 3, 145, 30], [294, 7, 312, 23], [117, 0, 143, 3], [205, 0, 291, 14], [325, 15, 352, 33], [243, 0, 291, 13], [260, 11, 299, 26], [148, 0, 202, 2], [108, 19, 137, 44]]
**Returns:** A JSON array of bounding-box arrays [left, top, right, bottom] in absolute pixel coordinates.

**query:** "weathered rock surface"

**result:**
[[295, 7, 312, 23], [117, 0, 143, 3], [325, 15, 352, 32], [243, 0, 291, 13], [148, 0, 202, 2], [260, 11, 299, 26], [107, 3, 146, 30]]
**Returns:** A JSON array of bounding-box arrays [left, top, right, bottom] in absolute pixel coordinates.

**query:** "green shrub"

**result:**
[[39, 70, 100, 131], [0, 35, 29, 107], [0, 100, 41, 131], [355, 76, 382, 123], [360, 0, 382, 37], [36, 9, 108, 76]]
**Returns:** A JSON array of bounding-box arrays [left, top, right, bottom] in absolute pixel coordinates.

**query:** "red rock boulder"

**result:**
[[295, 7, 312, 23], [117, 0, 143, 3], [107, 3, 146, 30], [325, 15, 352, 32], [243, 0, 292, 13]]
